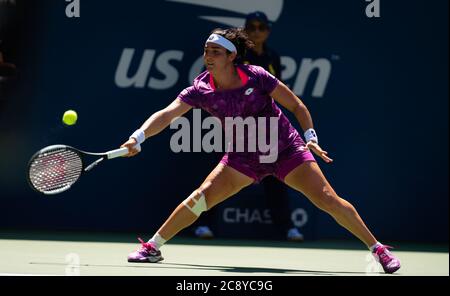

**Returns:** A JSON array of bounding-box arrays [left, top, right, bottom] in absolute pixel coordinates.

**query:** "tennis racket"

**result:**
[[27, 144, 131, 195]]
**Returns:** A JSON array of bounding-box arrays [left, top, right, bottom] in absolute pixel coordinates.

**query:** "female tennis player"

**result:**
[[121, 28, 401, 274]]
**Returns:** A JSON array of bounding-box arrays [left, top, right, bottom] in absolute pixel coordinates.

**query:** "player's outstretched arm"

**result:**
[[121, 98, 192, 157]]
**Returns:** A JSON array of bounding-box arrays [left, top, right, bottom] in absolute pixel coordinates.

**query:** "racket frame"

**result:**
[[27, 145, 129, 195]]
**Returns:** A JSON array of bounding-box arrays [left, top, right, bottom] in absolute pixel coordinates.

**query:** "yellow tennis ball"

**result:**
[[62, 110, 78, 126]]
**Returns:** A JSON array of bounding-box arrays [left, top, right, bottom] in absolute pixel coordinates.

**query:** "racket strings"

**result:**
[[29, 148, 83, 193]]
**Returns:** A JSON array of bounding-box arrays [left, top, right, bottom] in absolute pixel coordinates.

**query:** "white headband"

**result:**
[[205, 34, 237, 53]]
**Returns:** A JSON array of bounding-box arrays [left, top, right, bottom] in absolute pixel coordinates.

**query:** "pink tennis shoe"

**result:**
[[373, 245, 401, 274], [127, 238, 164, 263]]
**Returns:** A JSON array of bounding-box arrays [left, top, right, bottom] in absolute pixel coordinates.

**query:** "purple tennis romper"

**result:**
[[178, 64, 315, 183]]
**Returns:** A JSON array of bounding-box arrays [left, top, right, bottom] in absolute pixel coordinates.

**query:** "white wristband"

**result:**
[[130, 129, 146, 145], [304, 128, 318, 143]]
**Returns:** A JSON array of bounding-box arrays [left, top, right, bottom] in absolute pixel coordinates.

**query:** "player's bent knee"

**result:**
[[182, 190, 207, 216], [319, 192, 341, 213]]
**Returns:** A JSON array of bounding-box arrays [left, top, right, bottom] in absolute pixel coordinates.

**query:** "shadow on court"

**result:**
[[2, 231, 448, 276], [28, 261, 372, 276]]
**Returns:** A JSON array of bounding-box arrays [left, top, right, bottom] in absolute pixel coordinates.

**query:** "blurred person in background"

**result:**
[[0, 0, 19, 124], [0, 0, 18, 79]]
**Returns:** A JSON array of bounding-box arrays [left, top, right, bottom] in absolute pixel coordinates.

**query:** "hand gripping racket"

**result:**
[[27, 145, 131, 195]]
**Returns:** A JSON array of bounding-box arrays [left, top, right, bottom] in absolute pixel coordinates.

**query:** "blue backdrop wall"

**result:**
[[0, 0, 448, 242]]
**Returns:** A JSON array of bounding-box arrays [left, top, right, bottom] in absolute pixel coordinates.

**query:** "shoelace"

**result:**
[[374, 245, 394, 263], [137, 237, 153, 252]]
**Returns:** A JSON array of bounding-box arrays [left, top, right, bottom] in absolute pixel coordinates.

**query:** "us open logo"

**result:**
[[115, 0, 333, 99]]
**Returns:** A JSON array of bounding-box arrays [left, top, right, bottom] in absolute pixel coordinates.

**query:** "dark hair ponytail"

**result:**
[[210, 27, 254, 62]]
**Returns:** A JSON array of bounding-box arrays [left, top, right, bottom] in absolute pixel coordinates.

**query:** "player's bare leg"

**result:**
[[284, 161, 377, 247], [157, 163, 253, 241], [284, 161, 400, 273], [128, 163, 253, 263]]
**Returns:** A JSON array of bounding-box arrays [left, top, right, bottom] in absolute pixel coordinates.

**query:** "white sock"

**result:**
[[369, 242, 383, 252], [148, 233, 166, 250]]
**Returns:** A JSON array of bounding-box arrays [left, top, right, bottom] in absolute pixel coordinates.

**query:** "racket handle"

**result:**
[[106, 147, 130, 159]]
